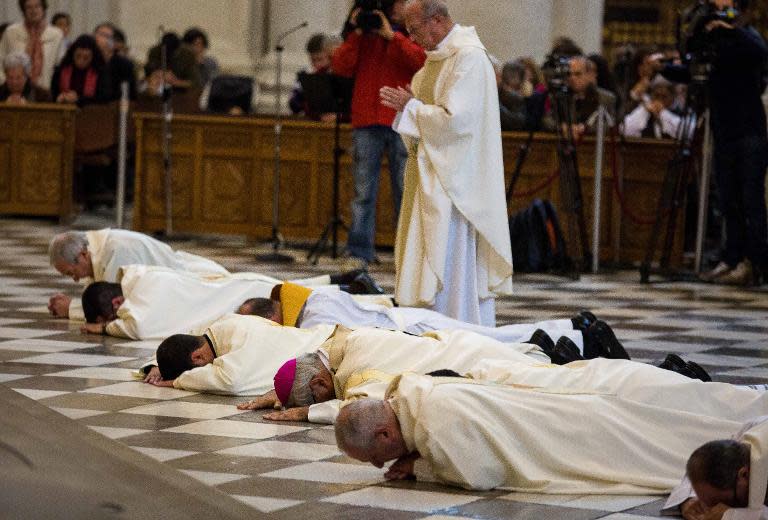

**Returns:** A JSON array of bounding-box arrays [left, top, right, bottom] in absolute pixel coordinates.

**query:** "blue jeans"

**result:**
[[346, 125, 408, 261], [713, 135, 768, 270]]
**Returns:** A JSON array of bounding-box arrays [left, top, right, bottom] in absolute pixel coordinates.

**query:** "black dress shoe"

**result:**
[[528, 329, 555, 357], [554, 336, 585, 363], [347, 272, 385, 295], [588, 321, 630, 360], [571, 310, 598, 332], [686, 361, 712, 382], [658, 354, 697, 379]]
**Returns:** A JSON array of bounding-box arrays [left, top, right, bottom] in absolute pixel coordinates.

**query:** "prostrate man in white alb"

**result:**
[[47, 229, 228, 320], [663, 416, 768, 520], [79, 265, 363, 340], [237, 282, 590, 351], [334, 373, 753, 493], [380, 0, 512, 326], [145, 313, 336, 395]]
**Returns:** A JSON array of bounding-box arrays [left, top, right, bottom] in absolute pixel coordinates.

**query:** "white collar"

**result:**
[[317, 347, 331, 371], [435, 23, 458, 51]]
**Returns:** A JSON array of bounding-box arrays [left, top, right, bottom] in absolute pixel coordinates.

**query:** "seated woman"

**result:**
[[0, 51, 51, 104], [50, 34, 108, 106]]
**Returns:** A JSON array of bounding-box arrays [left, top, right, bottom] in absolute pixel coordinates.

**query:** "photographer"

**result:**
[[661, 0, 768, 285], [332, 0, 426, 269]]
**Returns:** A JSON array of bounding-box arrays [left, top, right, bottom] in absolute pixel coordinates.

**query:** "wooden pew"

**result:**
[[132, 113, 681, 265], [0, 103, 76, 222]]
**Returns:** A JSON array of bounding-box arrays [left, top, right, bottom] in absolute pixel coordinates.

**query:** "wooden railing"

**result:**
[[132, 113, 681, 265]]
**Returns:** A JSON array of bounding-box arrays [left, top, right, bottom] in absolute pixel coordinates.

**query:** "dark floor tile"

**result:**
[[80, 411, 198, 430], [39, 392, 158, 411], [269, 501, 424, 520], [218, 475, 363, 501], [455, 498, 605, 520], [6, 375, 117, 391], [169, 452, 298, 475], [121, 431, 257, 452]]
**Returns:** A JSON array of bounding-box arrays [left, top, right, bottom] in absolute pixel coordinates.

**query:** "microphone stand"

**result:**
[[256, 21, 308, 263], [159, 28, 174, 237]]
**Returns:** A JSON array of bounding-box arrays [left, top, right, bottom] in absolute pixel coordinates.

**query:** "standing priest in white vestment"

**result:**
[[380, 0, 513, 326]]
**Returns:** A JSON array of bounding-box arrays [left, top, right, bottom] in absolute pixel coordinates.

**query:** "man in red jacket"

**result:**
[[332, 0, 425, 268]]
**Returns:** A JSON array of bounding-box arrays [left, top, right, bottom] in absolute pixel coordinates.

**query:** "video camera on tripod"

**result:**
[[541, 54, 572, 92]]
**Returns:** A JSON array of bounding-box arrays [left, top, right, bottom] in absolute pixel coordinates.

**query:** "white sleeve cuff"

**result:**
[[307, 400, 342, 424], [392, 98, 423, 138]]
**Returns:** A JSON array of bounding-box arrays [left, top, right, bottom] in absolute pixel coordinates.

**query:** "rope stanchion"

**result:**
[[509, 166, 561, 199], [608, 129, 671, 226]]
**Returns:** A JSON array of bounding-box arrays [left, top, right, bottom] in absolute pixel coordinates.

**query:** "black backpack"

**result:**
[[509, 198, 569, 272]]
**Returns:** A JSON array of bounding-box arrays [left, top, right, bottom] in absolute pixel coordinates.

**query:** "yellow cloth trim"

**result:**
[[343, 369, 395, 397], [280, 282, 313, 327]]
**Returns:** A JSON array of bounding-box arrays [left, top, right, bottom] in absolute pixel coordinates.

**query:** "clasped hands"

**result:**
[[380, 85, 413, 112]]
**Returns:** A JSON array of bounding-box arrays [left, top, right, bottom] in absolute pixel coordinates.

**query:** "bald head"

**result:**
[[405, 0, 453, 51], [335, 398, 408, 468]]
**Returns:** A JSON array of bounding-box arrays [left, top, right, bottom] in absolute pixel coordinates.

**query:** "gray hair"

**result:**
[[49, 231, 89, 265], [334, 398, 389, 453], [407, 0, 449, 18], [287, 352, 328, 407], [3, 51, 31, 75]]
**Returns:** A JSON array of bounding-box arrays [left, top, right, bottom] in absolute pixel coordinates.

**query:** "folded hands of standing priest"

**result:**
[[380, 85, 413, 112]]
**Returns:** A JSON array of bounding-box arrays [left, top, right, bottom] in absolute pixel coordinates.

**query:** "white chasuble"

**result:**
[[105, 266, 282, 340], [174, 314, 335, 395], [393, 25, 512, 317], [387, 373, 742, 493], [306, 326, 546, 424], [69, 229, 228, 320]]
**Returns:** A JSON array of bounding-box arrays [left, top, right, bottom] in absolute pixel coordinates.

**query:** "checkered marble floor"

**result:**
[[1, 216, 768, 519]]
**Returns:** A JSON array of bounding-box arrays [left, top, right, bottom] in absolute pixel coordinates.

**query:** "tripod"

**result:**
[[256, 21, 307, 264], [639, 79, 706, 283], [549, 83, 591, 278], [302, 74, 354, 264]]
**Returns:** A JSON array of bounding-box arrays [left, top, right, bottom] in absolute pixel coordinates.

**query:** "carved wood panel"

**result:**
[[17, 143, 61, 204], [0, 142, 10, 203], [201, 157, 252, 224], [142, 154, 195, 219]]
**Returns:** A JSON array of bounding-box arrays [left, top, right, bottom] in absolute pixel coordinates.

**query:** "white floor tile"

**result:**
[[261, 461, 384, 485], [599, 514, 665, 520], [721, 367, 768, 378], [0, 373, 30, 382], [11, 388, 70, 400], [0, 318, 32, 326], [82, 381, 197, 399], [13, 352, 136, 366], [0, 327, 58, 339], [164, 419, 306, 439], [51, 407, 109, 419], [622, 339, 712, 354], [0, 338, 94, 353], [217, 440, 340, 460], [15, 305, 51, 314], [324, 487, 482, 513], [500, 492, 658, 512], [88, 425, 151, 439], [45, 367, 138, 381], [685, 353, 768, 368], [112, 340, 163, 350], [123, 401, 246, 420], [179, 470, 250, 486], [231, 495, 303, 513], [132, 446, 198, 462]]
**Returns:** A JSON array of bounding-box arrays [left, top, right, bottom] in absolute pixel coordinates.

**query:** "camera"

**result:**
[[355, 0, 395, 32], [542, 54, 571, 91], [681, 0, 741, 56]]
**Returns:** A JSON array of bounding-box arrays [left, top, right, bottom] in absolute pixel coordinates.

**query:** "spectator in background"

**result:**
[[112, 28, 129, 58], [0, 50, 51, 103], [51, 11, 70, 55], [550, 36, 583, 57], [519, 56, 546, 95], [544, 55, 616, 138], [332, 0, 426, 269], [93, 22, 136, 100], [622, 77, 685, 139], [498, 60, 528, 131], [624, 46, 660, 115], [51, 34, 107, 106], [182, 27, 218, 87], [290, 32, 339, 121], [144, 32, 199, 94], [0, 0, 63, 90]]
